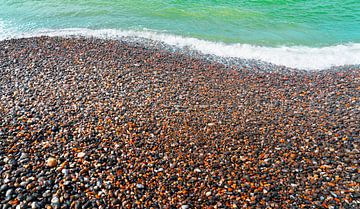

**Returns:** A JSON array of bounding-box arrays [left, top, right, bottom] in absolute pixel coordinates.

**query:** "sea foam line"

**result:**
[[1, 27, 360, 70]]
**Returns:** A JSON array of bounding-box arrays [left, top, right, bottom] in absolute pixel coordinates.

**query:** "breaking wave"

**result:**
[[1, 27, 360, 70]]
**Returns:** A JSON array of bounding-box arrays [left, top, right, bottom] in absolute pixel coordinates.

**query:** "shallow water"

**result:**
[[1, 0, 359, 69]]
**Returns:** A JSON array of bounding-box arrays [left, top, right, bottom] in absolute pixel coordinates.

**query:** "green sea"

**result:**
[[1, 0, 359, 69]]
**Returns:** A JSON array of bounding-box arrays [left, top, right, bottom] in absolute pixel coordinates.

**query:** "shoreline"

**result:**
[[1, 29, 360, 70], [0, 36, 359, 208]]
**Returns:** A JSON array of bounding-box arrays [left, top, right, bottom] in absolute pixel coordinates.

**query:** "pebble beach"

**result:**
[[0, 36, 359, 208]]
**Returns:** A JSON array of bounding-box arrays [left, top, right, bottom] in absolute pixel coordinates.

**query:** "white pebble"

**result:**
[[136, 184, 144, 189], [181, 205, 189, 209], [77, 152, 86, 158]]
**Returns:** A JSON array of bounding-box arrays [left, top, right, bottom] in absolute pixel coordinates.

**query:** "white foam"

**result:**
[[1, 27, 360, 70], [0, 20, 7, 36], [0, 19, 18, 41]]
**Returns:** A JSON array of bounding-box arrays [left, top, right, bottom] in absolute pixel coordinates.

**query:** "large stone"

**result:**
[[47, 157, 57, 167]]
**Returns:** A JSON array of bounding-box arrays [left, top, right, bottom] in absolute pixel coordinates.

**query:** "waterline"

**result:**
[[1, 28, 359, 70]]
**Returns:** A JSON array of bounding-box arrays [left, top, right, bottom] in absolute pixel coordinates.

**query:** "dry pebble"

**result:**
[[0, 36, 359, 208], [46, 157, 57, 168]]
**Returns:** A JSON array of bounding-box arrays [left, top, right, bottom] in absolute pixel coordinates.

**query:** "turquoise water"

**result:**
[[1, 0, 360, 69]]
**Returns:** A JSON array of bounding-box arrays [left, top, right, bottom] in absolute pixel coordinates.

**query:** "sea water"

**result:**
[[0, 0, 359, 69]]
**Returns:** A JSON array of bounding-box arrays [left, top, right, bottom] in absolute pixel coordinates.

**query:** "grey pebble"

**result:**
[[5, 189, 13, 197], [0, 184, 9, 192]]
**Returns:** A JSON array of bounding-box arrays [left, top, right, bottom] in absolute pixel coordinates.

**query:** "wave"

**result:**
[[1, 27, 360, 70]]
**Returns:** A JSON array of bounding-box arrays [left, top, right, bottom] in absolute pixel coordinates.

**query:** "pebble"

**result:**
[[42, 190, 51, 198], [46, 157, 57, 167], [51, 196, 60, 205], [61, 169, 69, 176], [77, 152, 86, 158], [194, 168, 201, 173], [19, 152, 28, 160], [0, 185, 9, 192], [5, 189, 13, 198], [330, 191, 338, 198], [154, 168, 164, 172]]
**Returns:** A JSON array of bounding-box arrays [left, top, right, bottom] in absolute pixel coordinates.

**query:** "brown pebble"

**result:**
[[47, 157, 57, 167]]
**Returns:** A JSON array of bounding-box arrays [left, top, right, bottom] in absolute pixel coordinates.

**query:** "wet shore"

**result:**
[[0, 37, 359, 208]]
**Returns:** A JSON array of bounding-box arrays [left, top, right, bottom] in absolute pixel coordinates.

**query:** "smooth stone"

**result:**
[[136, 184, 144, 189], [42, 190, 51, 198], [51, 196, 60, 206], [17, 193, 24, 201], [0, 184, 9, 192], [47, 157, 57, 167], [205, 191, 211, 196], [77, 152, 86, 158], [8, 159, 17, 166], [4, 195, 11, 202], [154, 168, 164, 172], [19, 153, 28, 160], [61, 169, 69, 176], [330, 191, 338, 198], [96, 180, 102, 187], [31, 202, 40, 209], [181, 205, 189, 209], [5, 189, 13, 197], [194, 168, 201, 173], [51, 126, 58, 132], [20, 181, 27, 187]]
